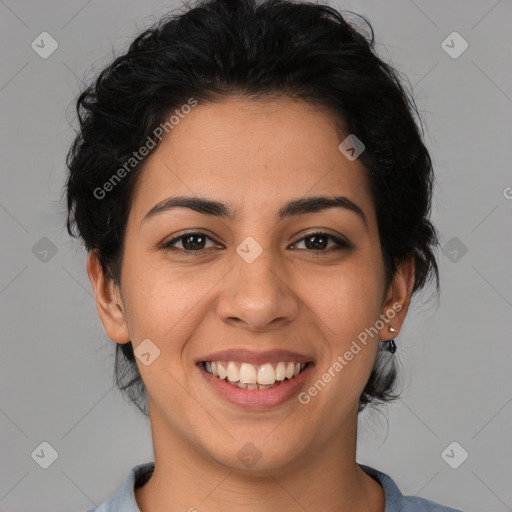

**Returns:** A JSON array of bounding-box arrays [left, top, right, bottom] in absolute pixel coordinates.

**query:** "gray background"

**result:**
[[0, 0, 511, 511]]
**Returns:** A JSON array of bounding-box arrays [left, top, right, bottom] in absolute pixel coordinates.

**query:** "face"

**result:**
[[89, 96, 413, 473]]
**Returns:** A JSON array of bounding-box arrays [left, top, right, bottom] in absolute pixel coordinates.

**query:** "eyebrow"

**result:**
[[141, 194, 368, 229]]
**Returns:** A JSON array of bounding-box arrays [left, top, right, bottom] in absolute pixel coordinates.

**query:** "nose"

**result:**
[[216, 245, 300, 333]]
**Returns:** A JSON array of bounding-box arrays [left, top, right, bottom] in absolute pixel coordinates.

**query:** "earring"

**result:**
[[388, 327, 397, 354]]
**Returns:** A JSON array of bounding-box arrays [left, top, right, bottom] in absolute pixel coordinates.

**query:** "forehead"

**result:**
[[128, 97, 375, 225]]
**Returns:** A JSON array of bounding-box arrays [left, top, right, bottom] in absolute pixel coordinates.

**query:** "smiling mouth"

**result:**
[[201, 360, 310, 390]]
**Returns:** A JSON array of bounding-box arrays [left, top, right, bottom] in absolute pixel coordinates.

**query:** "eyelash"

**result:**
[[162, 231, 352, 256]]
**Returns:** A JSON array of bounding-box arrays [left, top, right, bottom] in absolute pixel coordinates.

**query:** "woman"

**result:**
[[65, 0, 462, 510]]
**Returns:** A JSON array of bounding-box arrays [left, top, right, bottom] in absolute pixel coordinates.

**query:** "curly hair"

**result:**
[[65, 0, 439, 416]]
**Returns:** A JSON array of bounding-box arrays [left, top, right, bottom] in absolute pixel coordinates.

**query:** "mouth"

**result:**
[[200, 360, 310, 390], [196, 349, 314, 409]]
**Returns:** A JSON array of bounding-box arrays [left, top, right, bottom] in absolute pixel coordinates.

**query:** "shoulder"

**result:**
[[85, 462, 154, 512], [360, 464, 463, 512]]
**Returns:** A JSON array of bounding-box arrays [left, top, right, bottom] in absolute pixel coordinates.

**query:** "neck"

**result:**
[[135, 408, 384, 512]]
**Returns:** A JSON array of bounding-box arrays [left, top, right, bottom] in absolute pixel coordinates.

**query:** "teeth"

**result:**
[[217, 362, 227, 380], [275, 362, 286, 381], [227, 361, 239, 382], [233, 381, 276, 390], [257, 363, 276, 385], [239, 363, 257, 384], [203, 360, 308, 387]]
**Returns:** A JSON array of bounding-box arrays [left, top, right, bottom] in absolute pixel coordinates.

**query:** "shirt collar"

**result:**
[[89, 461, 458, 512]]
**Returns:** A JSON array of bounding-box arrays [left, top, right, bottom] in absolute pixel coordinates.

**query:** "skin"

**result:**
[[88, 97, 415, 512]]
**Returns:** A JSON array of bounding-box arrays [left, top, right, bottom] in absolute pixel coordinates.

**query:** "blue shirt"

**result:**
[[86, 462, 462, 511]]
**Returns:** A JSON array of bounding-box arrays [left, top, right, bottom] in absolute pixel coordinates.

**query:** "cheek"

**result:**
[[120, 253, 209, 347], [305, 258, 384, 335], [121, 262, 211, 403], [301, 258, 384, 389]]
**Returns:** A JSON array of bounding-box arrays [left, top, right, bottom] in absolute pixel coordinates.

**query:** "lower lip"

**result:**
[[198, 363, 314, 409]]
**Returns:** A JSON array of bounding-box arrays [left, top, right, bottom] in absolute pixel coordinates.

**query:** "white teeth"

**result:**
[[217, 362, 227, 380], [285, 362, 295, 379], [239, 363, 257, 384], [227, 361, 239, 382], [275, 362, 286, 381], [257, 363, 276, 385], [203, 360, 309, 388]]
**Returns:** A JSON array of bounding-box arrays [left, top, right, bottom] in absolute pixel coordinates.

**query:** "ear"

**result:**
[[87, 250, 131, 344], [379, 256, 415, 341]]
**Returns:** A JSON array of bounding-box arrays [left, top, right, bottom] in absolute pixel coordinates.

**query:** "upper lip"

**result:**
[[196, 348, 313, 366]]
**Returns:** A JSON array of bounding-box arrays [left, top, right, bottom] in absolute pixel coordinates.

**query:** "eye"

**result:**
[[291, 232, 351, 253], [162, 232, 221, 253], [161, 230, 352, 255]]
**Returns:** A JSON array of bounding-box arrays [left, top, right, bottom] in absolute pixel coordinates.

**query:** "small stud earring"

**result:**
[[388, 327, 397, 353]]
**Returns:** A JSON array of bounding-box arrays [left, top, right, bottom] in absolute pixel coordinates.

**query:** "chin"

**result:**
[[201, 433, 309, 475]]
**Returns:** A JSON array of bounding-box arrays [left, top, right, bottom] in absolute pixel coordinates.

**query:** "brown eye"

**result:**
[[180, 234, 207, 250], [163, 232, 219, 252], [292, 232, 351, 252]]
